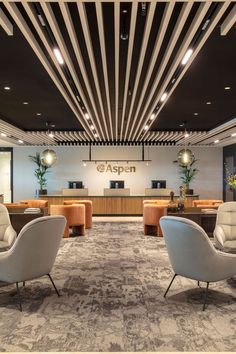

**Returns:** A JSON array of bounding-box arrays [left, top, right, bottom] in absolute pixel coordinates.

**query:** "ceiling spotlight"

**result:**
[[90, 125, 94, 130], [206, 101, 211, 105], [202, 19, 210, 30], [184, 132, 190, 138], [179, 123, 184, 127], [194, 112, 199, 116], [231, 133, 236, 137], [121, 9, 128, 40], [84, 113, 89, 120], [4, 86, 10, 90], [144, 125, 149, 130], [224, 86, 231, 90], [141, 2, 147, 16], [18, 139, 23, 144], [1, 133, 7, 137], [23, 102, 29, 105], [37, 14, 46, 26], [48, 132, 54, 138], [150, 113, 155, 120], [76, 95, 81, 102], [36, 113, 41, 116], [214, 139, 219, 143], [53, 48, 64, 64], [83, 161, 87, 167], [181, 48, 193, 65], [94, 133, 98, 138], [160, 92, 167, 102]]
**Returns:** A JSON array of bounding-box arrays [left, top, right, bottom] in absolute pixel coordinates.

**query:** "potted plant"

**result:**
[[178, 157, 198, 195], [29, 152, 51, 195]]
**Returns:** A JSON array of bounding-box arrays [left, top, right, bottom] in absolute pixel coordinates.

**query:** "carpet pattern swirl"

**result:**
[[0, 222, 236, 351]]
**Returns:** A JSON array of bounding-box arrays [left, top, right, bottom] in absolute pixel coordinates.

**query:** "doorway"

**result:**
[[0, 148, 13, 203]]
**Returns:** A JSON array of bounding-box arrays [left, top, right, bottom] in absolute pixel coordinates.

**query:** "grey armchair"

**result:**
[[0, 203, 17, 251], [160, 215, 236, 310], [214, 202, 236, 252], [0, 215, 66, 311]]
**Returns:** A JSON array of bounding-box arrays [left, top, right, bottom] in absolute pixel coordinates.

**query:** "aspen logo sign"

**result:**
[[96, 164, 136, 175]]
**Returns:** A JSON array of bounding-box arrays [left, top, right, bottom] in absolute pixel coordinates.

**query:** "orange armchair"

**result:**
[[193, 200, 223, 209], [63, 200, 93, 228], [50, 204, 85, 238], [143, 204, 167, 236]]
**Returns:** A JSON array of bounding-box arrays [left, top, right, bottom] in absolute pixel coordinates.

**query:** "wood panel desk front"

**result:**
[[40, 195, 199, 215]]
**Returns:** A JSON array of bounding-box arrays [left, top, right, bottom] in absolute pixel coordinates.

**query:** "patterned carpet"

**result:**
[[0, 221, 236, 352]]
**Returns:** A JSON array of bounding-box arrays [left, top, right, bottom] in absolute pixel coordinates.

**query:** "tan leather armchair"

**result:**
[[214, 202, 236, 252]]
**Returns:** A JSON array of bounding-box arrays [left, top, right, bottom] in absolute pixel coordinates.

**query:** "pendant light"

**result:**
[[177, 129, 194, 167], [41, 122, 57, 167]]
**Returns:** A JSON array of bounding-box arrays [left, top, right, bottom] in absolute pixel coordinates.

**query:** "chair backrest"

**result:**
[[160, 216, 218, 281], [215, 202, 236, 241], [19, 199, 48, 208], [193, 199, 223, 207], [0, 203, 11, 241], [5, 215, 66, 283]]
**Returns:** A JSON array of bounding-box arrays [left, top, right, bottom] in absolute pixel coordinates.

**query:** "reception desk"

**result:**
[[40, 195, 199, 216]]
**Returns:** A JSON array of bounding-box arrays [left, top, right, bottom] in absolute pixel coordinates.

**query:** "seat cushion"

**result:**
[[0, 240, 9, 251], [223, 240, 236, 253]]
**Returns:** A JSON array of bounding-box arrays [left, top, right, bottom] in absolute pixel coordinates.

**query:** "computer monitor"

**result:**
[[151, 180, 166, 189], [68, 181, 83, 189], [109, 180, 125, 189]]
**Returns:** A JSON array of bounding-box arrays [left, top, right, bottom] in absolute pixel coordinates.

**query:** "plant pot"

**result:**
[[185, 189, 194, 195], [38, 189, 47, 195]]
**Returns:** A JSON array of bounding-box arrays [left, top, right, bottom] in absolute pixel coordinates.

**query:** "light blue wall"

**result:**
[[12, 145, 223, 201]]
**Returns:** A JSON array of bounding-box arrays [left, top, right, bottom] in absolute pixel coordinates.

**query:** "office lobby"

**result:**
[[1, 0, 236, 352]]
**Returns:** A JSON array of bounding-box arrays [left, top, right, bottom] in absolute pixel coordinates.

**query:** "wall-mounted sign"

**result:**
[[97, 164, 136, 175]]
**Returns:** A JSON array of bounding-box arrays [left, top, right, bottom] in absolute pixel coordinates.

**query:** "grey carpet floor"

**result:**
[[0, 222, 236, 352]]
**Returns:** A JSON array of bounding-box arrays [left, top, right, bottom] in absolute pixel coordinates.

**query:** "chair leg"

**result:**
[[23, 281, 26, 287], [197, 281, 200, 287], [164, 273, 177, 298], [203, 282, 209, 311], [47, 274, 60, 297], [16, 282, 22, 312]]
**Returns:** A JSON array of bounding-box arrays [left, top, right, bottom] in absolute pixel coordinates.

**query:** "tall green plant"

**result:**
[[29, 152, 51, 190], [178, 157, 198, 190]]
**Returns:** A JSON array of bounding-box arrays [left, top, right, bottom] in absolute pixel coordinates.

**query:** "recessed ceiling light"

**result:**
[[144, 125, 149, 130], [23, 102, 29, 105], [53, 48, 64, 65], [181, 48, 193, 65], [18, 139, 23, 144], [179, 123, 184, 127], [36, 113, 41, 116], [231, 133, 236, 137], [150, 113, 155, 120], [122, 9, 127, 13], [184, 133, 190, 138], [194, 112, 199, 116], [160, 92, 167, 102], [90, 125, 94, 130], [214, 139, 219, 143], [84, 113, 89, 120], [4, 86, 10, 90], [48, 132, 54, 138], [206, 101, 211, 105], [94, 133, 98, 138], [224, 86, 231, 90], [1, 133, 7, 137]]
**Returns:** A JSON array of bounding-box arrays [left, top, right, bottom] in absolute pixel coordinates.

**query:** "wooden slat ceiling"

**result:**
[[0, 1, 236, 146]]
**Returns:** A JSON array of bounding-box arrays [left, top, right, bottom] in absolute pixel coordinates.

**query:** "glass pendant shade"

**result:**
[[41, 149, 57, 167], [177, 148, 194, 166]]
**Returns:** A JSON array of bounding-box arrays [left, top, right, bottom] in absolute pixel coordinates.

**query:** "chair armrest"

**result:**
[[213, 225, 226, 248], [4, 225, 17, 247]]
